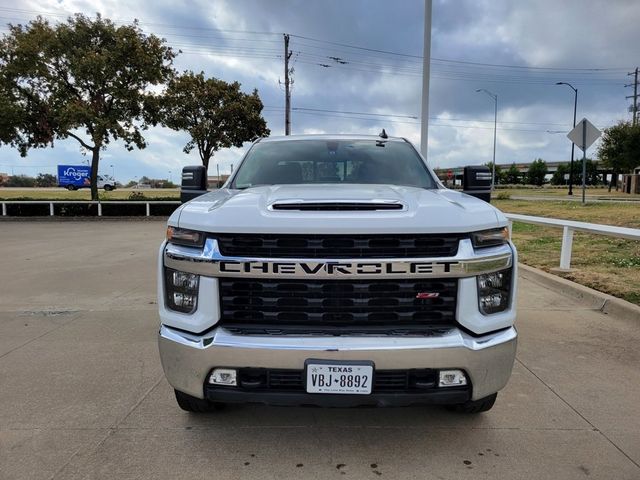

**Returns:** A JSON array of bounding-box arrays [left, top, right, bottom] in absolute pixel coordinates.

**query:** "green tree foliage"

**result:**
[[550, 163, 569, 185], [0, 14, 175, 199], [526, 159, 548, 186], [485, 162, 505, 185], [504, 163, 521, 184], [4, 174, 36, 187], [597, 121, 640, 190], [573, 159, 602, 186], [160, 71, 269, 172], [598, 121, 640, 173], [35, 173, 57, 187]]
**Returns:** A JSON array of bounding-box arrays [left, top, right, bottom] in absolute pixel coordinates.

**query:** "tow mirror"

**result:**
[[463, 166, 492, 203], [180, 165, 209, 203]]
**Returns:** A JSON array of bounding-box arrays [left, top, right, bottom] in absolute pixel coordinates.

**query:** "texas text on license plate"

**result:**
[[305, 359, 374, 395]]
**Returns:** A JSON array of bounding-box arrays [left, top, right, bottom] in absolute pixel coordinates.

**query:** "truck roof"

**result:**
[[258, 134, 409, 143]]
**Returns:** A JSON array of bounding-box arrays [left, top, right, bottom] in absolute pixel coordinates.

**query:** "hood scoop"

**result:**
[[271, 200, 405, 211]]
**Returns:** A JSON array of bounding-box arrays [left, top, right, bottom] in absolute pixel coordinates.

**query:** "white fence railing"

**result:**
[[1, 200, 181, 217], [505, 213, 640, 269]]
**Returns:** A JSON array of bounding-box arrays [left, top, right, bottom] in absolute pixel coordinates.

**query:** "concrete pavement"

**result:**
[[0, 221, 639, 479]]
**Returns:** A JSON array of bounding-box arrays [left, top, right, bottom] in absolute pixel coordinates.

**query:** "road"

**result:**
[[1, 221, 639, 479]]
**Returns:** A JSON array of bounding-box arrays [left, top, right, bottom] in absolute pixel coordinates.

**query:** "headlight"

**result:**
[[166, 226, 205, 247], [471, 227, 509, 248], [165, 268, 199, 313], [477, 268, 512, 314]]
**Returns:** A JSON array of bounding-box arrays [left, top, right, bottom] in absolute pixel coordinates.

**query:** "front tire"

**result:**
[[447, 393, 497, 414], [103, 184, 113, 191], [66, 185, 76, 191], [174, 389, 218, 413]]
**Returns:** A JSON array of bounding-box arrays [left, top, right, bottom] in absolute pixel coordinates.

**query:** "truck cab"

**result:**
[[157, 135, 517, 413]]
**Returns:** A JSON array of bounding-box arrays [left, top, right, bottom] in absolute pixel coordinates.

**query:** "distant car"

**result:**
[[133, 183, 152, 189], [64, 175, 116, 191]]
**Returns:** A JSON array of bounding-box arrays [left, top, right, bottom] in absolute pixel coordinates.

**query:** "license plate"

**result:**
[[305, 360, 374, 395]]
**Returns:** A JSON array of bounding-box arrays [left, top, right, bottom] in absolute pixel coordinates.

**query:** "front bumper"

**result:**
[[158, 325, 517, 403]]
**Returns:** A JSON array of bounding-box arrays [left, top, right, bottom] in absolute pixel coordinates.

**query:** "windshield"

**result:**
[[232, 139, 438, 189]]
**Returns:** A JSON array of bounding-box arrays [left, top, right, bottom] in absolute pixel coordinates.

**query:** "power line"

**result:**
[[0, 7, 632, 73]]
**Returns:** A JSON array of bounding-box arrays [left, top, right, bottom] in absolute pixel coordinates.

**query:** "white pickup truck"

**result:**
[[158, 134, 517, 414]]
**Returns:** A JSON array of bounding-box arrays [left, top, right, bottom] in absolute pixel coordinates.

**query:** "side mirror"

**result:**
[[463, 166, 492, 203], [180, 165, 209, 203]]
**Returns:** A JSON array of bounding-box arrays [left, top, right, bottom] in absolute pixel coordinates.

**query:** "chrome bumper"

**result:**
[[158, 326, 517, 402]]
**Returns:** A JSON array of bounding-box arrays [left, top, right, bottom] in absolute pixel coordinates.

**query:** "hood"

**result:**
[[172, 184, 505, 234]]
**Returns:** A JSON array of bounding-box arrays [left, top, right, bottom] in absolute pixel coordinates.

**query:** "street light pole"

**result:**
[[556, 82, 578, 195], [476, 89, 498, 190]]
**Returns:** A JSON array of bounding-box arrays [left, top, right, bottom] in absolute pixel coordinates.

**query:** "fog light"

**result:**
[[172, 292, 197, 311], [439, 369, 467, 387], [209, 368, 237, 386]]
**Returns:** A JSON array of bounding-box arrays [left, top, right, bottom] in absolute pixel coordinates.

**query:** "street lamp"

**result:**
[[110, 164, 115, 179], [476, 89, 498, 190], [555, 82, 578, 195]]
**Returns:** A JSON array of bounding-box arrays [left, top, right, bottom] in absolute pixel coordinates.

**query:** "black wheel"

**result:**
[[66, 185, 76, 191], [103, 184, 113, 191], [447, 393, 497, 414], [174, 389, 219, 413]]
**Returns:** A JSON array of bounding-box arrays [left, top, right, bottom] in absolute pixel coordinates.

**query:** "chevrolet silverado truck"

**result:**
[[158, 134, 517, 414]]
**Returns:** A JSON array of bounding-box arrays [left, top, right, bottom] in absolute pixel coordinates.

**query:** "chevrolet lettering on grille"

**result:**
[[217, 260, 459, 277]]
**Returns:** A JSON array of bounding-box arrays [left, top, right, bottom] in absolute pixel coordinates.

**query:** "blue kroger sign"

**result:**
[[57, 165, 91, 187]]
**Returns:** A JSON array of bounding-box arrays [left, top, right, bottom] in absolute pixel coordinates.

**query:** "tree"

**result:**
[[504, 163, 521, 184], [485, 162, 505, 185], [526, 159, 548, 186], [160, 71, 269, 172], [0, 14, 175, 199], [5, 174, 36, 187], [36, 173, 57, 187], [597, 121, 640, 191], [573, 159, 602, 186], [550, 164, 569, 185]]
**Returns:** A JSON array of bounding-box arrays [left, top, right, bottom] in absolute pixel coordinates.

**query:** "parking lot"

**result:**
[[1, 221, 639, 479]]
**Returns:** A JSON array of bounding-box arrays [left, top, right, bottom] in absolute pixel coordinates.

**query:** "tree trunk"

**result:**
[[202, 153, 211, 173], [90, 147, 100, 201]]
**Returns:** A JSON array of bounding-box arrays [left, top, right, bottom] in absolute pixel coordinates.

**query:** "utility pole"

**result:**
[[284, 34, 292, 135], [626, 67, 639, 125], [556, 82, 578, 195], [476, 89, 498, 191], [420, 0, 432, 156]]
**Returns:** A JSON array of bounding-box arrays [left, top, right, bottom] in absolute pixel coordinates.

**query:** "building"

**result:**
[[207, 174, 230, 188], [621, 166, 640, 194]]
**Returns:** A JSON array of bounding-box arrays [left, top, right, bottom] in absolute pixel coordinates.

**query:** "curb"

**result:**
[[519, 263, 640, 323]]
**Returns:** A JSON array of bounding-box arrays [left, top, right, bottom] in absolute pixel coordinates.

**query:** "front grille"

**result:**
[[215, 233, 464, 258], [219, 278, 457, 331], [230, 368, 438, 393]]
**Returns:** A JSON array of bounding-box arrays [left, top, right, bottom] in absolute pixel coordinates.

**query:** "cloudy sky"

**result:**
[[0, 0, 638, 181]]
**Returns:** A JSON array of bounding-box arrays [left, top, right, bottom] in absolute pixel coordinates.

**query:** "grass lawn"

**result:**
[[0, 188, 180, 200], [494, 186, 640, 200], [494, 199, 640, 305]]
